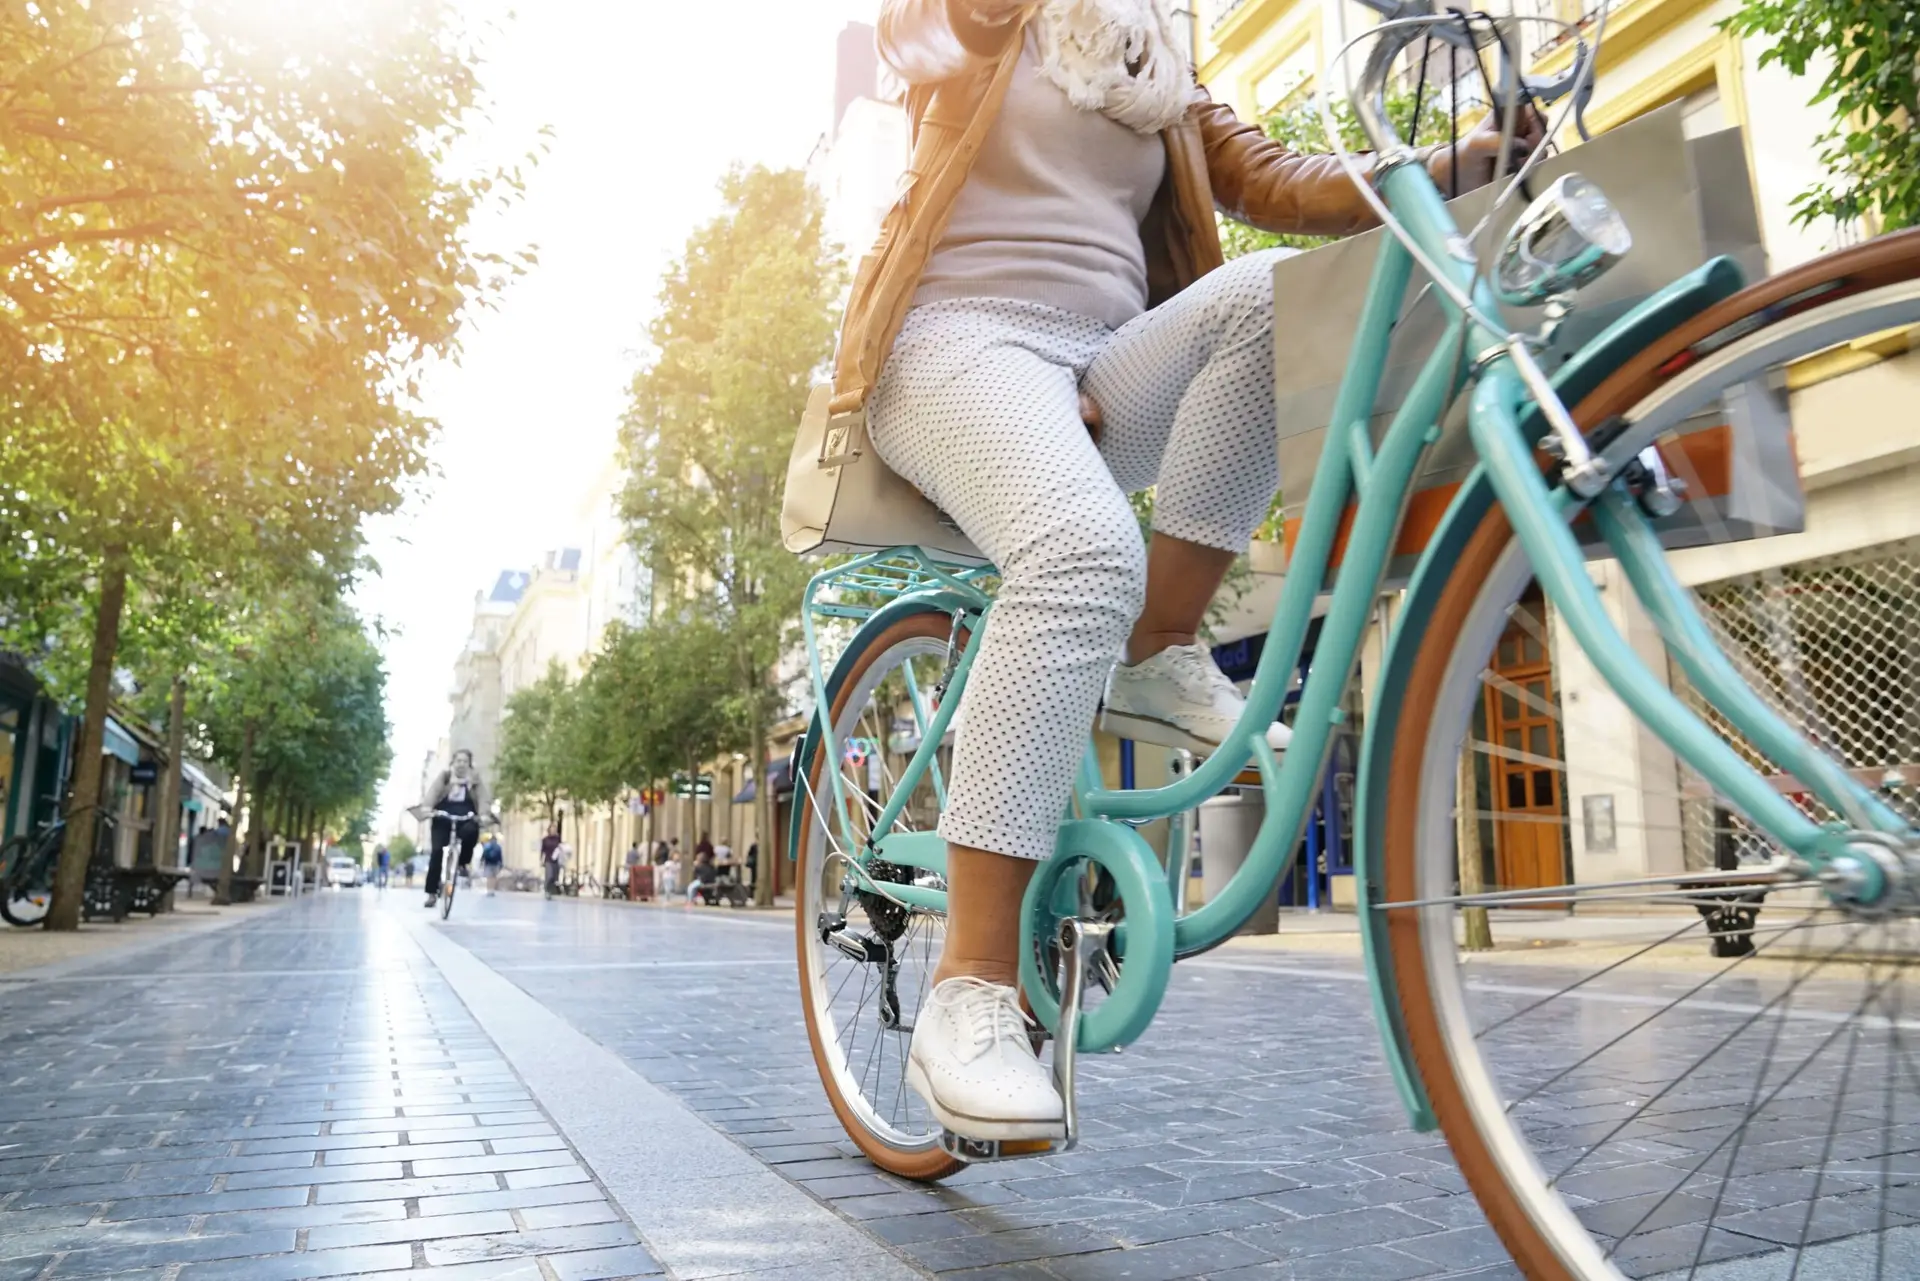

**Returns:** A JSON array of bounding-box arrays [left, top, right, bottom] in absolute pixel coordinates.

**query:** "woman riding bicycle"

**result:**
[[420, 749, 488, 909], [844, 0, 1536, 1142]]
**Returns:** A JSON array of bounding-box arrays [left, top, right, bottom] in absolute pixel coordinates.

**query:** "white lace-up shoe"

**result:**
[[906, 978, 1065, 1141], [1101, 643, 1293, 755]]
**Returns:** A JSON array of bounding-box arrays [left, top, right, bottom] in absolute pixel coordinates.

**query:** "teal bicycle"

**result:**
[[788, 7, 1920, 1277]]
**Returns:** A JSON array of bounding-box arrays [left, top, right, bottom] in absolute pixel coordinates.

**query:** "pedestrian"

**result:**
[[375, 843, 390, 889], [695, 831, 714, 863], [540, 823, 562, 898], [687, 844, 718, 905], [403, 856, 415, 888], [480, 832, 505, 896], [655, 839, 679, 899], [625, 841, 644, 901], [745, 842, 759, 896]]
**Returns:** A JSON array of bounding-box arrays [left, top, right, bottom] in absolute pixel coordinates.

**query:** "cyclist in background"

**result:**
[[850, 0, 1537, 1140], [420, 749, 488, 909], [374, 843, 390, 889]]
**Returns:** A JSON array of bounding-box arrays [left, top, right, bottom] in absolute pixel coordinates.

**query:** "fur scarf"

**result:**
[[1032, 0, 1192, 135]]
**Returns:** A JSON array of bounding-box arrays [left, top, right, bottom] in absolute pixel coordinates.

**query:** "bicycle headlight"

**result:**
[[1495, 173, 1632, 307]]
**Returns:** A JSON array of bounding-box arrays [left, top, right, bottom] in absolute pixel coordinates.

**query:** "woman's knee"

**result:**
[[1006, 492, 1147, 624]]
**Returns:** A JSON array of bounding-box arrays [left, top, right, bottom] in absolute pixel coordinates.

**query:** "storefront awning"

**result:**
[[731, 756, 795, 805], [101, 716, 140, 765]]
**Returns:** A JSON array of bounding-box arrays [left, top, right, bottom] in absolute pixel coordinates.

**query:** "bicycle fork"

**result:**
[[937, 917, 1112, 1164]]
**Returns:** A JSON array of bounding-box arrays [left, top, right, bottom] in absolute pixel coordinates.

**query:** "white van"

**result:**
[[325, 855, 360, 888]]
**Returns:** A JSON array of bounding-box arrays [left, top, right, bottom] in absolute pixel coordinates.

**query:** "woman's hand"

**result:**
[[1425, 103, 1547, 194]]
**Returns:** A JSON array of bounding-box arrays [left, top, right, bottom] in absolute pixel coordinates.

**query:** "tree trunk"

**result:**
[[607, 801, 618, 890], [243, 778, 272, 878], [750, 705, 776, 907], [46, 551, 130, 931], [1458, 747, 1493, 952], [216, 720, 254, 906], [154, 676, 187, 871]]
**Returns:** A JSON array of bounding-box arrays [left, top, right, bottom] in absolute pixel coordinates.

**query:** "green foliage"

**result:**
[[494, 661, 574, 824], [1725, 0, 1920, 231], [196, 587, 393, 838], [587, 616, 745, 790], [388, 833, 418, 864], [1218, 90, 1468, 261], [620, 164, 843, 900]]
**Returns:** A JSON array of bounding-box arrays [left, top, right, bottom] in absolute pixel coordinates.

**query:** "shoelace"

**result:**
[[1166, 644, 1242, 706], [936, 977, 1033, 1056]]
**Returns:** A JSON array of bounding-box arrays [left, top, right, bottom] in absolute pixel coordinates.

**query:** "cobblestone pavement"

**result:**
[[7, 891, 1918, 1281], [0, 899, 662, 1281], [443, 893, 1920, 1281]]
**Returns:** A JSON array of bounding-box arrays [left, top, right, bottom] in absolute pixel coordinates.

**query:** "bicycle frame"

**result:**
[[794, 119, 1913, 1127]]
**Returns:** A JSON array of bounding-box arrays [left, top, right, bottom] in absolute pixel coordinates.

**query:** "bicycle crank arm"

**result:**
[[938, 917, 1112, 1165]]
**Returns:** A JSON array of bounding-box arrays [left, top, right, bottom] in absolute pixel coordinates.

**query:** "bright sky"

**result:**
[[356, 0, 876, 834]]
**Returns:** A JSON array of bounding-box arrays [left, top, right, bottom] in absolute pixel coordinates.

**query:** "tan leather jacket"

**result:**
[[831, 0, 1411, 415]]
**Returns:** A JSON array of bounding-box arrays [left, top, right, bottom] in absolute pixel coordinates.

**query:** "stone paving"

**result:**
[[445, 894, 1920, 1281], [7, 889, 1920, 1281], [0, 901, 660, 1281]]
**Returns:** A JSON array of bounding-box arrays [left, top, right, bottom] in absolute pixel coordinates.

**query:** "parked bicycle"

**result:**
[[0, 819, 63, 927], [785, 5, 1920, 1277]]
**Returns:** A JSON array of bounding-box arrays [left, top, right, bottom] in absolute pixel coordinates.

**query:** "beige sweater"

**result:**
[[911, 32, 1169, 331]]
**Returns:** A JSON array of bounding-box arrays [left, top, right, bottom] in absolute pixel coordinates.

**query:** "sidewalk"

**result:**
[[0, 889, 920, 1281], [0, 892, 282, 976]]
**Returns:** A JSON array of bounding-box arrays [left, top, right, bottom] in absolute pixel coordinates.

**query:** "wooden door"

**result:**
[[1484, 596, 1569, 892]]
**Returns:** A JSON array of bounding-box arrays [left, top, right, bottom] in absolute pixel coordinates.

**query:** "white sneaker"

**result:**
[[905, 978, 1064, 1142], [1101, 643, 1293, 755]]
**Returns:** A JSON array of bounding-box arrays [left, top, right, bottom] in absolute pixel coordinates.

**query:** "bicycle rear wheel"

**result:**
[[1386, 232, 1920, 1278], [794, 604, 966, 1181], [441, 856, 458, 920]]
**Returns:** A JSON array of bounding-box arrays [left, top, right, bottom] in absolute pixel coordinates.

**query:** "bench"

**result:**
[[218, 874, 265, 904], [80, 866, 197, 922]]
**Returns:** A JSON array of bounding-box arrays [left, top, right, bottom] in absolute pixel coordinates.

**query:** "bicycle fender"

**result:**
[[788, 588, 984, 861], [1355, 255, 1747, 1133]]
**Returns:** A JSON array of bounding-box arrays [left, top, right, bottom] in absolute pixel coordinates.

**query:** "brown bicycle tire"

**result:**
[[794, 608, 966, 1182], [1382, 229, 1920, 1279]]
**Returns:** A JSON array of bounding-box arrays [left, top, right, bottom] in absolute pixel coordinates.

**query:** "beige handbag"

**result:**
[[780, 385, 985, 562]]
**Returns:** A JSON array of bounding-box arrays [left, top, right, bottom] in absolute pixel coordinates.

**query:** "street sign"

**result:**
[[670, 773, 714, 799]]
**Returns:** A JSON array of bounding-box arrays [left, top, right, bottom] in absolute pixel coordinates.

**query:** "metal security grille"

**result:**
[[1673, 538, 1920, 869]]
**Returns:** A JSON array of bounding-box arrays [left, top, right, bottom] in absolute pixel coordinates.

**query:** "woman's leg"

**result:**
[[425, 817, 451, 899], [870, 303, 1140, 980], [1080, 251, 1296, 751], [873, 302, 1143, 1138], [1085, 249, 1291, 648]]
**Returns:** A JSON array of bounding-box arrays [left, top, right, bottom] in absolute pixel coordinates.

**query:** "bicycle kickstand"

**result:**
[[939, 917, 1111, 1164]]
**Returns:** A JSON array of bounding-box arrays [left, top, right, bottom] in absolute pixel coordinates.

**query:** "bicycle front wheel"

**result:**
[[1386, 232, 1920, 1279], [441, 861, 458, 920], [794, 604, 966, 1181]]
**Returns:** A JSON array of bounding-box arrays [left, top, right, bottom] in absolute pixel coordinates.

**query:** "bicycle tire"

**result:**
[[0, 833, 56, 928], [794, 604, 967, 1182], [1384, 231, 1920, 1280]]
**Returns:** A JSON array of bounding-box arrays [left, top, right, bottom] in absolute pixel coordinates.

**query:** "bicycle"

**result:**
[[423, 809, 475, 921], [785, 5, 1920, 1278], [0, 819, 63, 927]]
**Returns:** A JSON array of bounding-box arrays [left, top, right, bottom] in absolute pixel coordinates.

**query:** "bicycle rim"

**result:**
[[795, 608, 963, 1180], [1386, 249, 1920, 1279]]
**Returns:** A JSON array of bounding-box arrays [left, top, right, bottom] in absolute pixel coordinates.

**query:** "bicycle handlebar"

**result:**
[[1348, 4, 1595, 161]]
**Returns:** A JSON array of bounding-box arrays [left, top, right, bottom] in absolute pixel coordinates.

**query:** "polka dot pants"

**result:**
[[868, 248, 1293, 862]]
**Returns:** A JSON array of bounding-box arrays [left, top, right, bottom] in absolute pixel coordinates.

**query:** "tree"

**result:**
[[0, 2, 522, 928], [194, 586, 392, 900], [495, 662, 575, 832], [621, 165, 842, 904], [1726, 0, 1919, 231], [388, 833, 419, 866]]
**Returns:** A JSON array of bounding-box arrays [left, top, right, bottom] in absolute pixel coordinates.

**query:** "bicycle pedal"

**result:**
[[937, 1132, 1063, 1163]]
